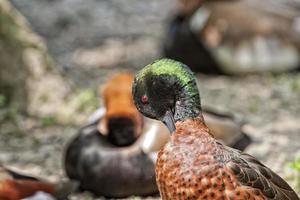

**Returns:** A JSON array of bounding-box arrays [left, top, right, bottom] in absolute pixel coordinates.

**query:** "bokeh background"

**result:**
[[1, 0, 300, 199]]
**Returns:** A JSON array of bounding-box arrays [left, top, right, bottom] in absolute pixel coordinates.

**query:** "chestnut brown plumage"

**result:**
[[0, 166, 76, 200], [99, 73, 143, 146], [132, 59, 299, 200]]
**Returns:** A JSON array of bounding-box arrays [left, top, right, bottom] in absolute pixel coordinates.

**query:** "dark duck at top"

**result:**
[[164, 0, 300, 74], [132, 59, 299, 199]]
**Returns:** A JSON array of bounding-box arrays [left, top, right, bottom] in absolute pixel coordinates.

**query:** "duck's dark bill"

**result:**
[[162, 110, 176, 134]]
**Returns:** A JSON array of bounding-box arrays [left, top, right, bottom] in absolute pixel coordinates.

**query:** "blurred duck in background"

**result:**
[[96, 73, 143, 147], [164, 0, 300, 74], [64, 72, 251, 198], [64, 73, 157, 198], [0, 166, 76, 200]]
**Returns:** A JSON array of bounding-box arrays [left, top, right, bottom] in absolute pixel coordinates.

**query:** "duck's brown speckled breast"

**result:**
[[155, 126, 266, 200]]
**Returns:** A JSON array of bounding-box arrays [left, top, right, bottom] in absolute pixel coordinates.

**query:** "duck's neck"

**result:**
[[171, 72, 211, 137], [175, 117, 214, 139], [174, 77, 202, 123]]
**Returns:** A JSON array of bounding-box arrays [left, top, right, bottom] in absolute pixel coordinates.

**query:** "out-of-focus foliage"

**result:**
[[40, 116, 57, 127], [290, 156, 300, 193], [71, 89, 99, 113], [290, 157, 300, 171], [0, 94, 6, 107]]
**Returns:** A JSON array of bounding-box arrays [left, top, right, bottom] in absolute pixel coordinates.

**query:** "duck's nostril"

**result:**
[[107, 117, 137, 147]]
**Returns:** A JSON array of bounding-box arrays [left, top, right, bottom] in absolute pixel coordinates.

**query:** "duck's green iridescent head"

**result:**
[[132, 59, 202, 133]]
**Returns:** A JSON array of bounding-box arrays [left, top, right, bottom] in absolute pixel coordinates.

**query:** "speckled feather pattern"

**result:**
[[156, 119, 299, 200]]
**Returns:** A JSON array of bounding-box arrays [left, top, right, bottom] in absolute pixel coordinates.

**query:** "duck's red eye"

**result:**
[[141, 95, 149, 104]]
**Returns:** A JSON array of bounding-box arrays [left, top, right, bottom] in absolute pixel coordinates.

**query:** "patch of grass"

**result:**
[[73, 89, 99, 113], [40, 116, 57, 127], [291, 157, 300, 171], [6, 105, 18, 121], [276, 74, 300, 93], [289, 77, 300, 92], [5, 126, 25, 138], [0, 112, 25, 138], [248, 98, 259, 113], [290, 156, 300, 192], [39, 94, 49, 103], [0, 94, 6, 107]]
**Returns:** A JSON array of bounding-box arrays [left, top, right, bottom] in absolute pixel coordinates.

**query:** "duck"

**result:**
[[64, 72, 250, 198], [97, 73, 143, 147], [64, 120, 158, 198], [0, 165, 76, 200], [163, 0, 300, 74], [64, 73, 157, 198], [132, 58, 299, 199]]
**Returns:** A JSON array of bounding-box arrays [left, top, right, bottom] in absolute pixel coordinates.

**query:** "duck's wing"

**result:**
[[193, 0, 300, 46], [189, 0, 300, 74], [202, 107, 251, 151], [4, 167, 39, 181], [224, 148, 300, 200], [87, 107, 106, 125]]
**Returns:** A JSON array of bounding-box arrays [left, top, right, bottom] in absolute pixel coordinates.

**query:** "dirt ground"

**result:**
[[1, 0, 300, 199]]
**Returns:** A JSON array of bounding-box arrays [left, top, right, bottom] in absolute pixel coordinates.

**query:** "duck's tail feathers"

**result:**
[[229, 131, 252, 151]]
